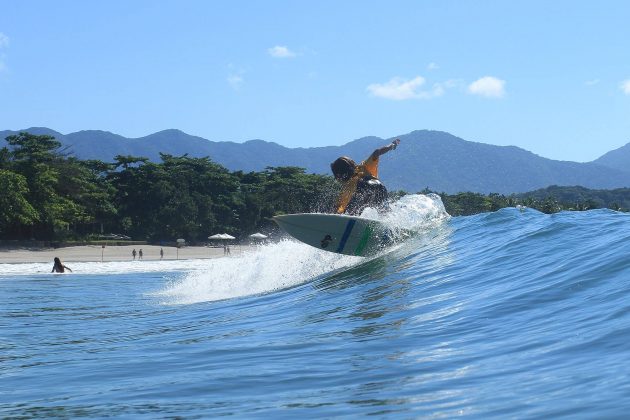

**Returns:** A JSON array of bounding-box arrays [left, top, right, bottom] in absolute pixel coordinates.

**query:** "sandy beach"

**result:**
[[0, 244, 251, 264]]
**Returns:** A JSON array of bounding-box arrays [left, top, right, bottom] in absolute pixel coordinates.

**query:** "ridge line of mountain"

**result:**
[[2, 127, 629, 194]]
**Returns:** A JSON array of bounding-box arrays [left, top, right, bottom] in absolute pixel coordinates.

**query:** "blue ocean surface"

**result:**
[[2, 195, 630, 418]]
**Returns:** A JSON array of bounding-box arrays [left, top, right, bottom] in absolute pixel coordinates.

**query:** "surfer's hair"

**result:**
[[331, 157, 356, 181]]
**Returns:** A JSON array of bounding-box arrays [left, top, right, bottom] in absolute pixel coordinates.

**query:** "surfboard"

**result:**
[[273, 213, 408, 257]]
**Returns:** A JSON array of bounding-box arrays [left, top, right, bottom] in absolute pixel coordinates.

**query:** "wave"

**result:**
[[156, 194, 450, 304], [3, 200, 630, 417]]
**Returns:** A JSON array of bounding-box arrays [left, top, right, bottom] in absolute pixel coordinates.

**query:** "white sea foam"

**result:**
[[0, 259, 213, 277], [362, 193, 450, 230], [154, 239, 362, 304], [156, 194, 450, 304]]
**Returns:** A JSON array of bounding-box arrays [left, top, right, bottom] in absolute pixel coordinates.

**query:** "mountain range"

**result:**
[[2, 127, 629, 194]]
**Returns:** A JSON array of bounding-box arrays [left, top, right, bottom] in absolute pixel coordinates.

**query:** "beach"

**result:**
[[0, 244, 249, 264]]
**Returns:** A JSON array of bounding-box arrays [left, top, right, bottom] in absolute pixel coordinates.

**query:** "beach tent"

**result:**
[[208, 233, 235, 240], [249, 232, 268, 245], [249, 233, 268, 240], [208, 233, 236, 254]]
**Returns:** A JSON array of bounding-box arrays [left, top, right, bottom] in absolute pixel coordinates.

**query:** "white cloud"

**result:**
[[585, 79, 600, 86], [227, 74, 244, 90], [268, 45, 296, 58], [467, 76, 506, 98], [367, 76, 446, 100], [0, 33, 8, 49], [620, 79, 630, 95], [427, 62, 439, 70]]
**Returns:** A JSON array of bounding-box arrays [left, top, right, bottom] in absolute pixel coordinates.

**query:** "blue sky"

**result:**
[[1, 0, 629, 162]]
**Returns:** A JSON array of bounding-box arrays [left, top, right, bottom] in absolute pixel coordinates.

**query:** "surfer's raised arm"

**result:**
[[369, 139, 400, 160]]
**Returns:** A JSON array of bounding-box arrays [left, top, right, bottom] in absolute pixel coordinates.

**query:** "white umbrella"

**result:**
[[249, 232, 268, 239], [208, 233, 235, 240]]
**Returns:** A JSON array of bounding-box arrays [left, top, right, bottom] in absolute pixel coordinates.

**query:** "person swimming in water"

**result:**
[[330, 139, 400, 215], [52, 257, 72, 273]]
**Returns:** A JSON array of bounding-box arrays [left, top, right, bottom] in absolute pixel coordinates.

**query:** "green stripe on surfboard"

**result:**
[[354, 225, 374, 256]]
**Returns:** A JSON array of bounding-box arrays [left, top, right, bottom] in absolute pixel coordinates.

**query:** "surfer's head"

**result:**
[[331, 156, 356, 181]]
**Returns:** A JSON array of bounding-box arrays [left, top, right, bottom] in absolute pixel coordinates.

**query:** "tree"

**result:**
[[2, 133, 116, 239], [0, 170, 38, 236], [5, 133, 65, 238], [262, 166, 336, 215], [54, 158, 118, 236]]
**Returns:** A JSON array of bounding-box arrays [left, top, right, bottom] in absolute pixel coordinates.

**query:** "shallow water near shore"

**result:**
[[2, 195, 630, 418]]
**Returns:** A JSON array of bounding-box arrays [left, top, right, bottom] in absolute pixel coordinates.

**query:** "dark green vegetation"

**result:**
[[1, 133, 628, 242], [3, 128, 630, 194], [0, 133, 336, 242], [437, 186, 630, 216]]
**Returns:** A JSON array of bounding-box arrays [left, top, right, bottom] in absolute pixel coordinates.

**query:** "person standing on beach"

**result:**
[[132, 249, 137, 260], [139, 249, 143, 260], [52, 257, 72, 273], [160, 248, 164, 259]]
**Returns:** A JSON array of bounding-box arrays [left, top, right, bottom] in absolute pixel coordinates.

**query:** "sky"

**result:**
[[1, 0, 629, 162]]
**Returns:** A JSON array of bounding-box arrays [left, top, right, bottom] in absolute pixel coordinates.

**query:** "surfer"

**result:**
[[330, 139, 401, 215], [52, 257, 72, 273]]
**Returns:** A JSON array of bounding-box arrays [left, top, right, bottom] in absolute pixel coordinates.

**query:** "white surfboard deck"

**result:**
[[273, 213, 407, 257]]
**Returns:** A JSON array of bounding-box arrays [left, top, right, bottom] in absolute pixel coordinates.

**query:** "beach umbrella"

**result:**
[[249, 232, 268, 239], [208, 233, 235, 240]]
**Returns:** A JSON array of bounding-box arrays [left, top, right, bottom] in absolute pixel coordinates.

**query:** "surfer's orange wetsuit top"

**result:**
[[335, 154, 380, 214]]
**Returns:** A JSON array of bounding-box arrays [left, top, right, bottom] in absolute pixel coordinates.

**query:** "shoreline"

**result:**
[[0, 244, 251, 264]]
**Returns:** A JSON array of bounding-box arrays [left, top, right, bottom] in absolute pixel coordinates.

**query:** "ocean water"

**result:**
[[2, 194, 630, 418]]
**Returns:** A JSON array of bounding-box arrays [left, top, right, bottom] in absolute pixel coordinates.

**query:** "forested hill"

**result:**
[[2, 128, 630, 194]]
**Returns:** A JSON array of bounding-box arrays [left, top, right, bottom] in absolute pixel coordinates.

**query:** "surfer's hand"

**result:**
[[391, 139, 400, 150]]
